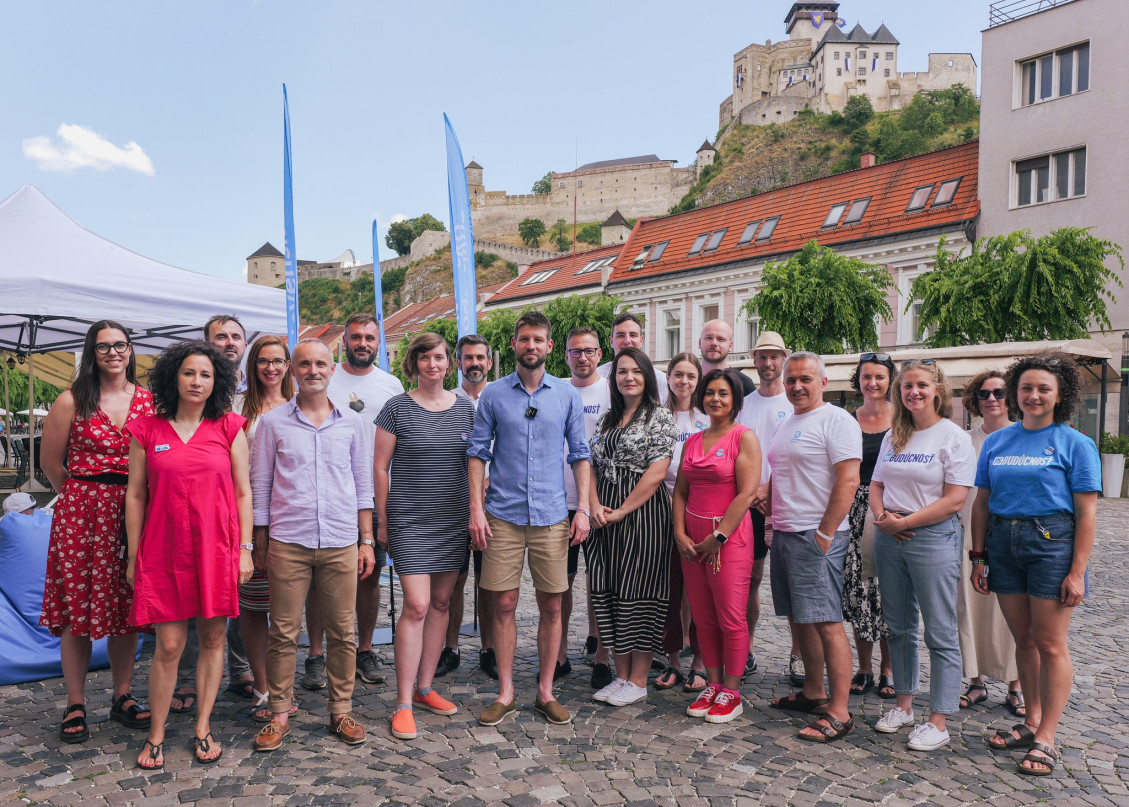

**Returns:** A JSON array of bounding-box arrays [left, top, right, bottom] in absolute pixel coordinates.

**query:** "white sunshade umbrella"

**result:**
[[16, 408, 49, 417]]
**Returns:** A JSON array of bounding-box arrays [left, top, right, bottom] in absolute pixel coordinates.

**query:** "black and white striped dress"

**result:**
[[589, 408, 677, 655], [375, 393, 475, 575]]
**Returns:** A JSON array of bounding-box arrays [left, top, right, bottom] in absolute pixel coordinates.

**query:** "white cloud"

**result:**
[[23, 124, 155, 175], [390, 213, 407, 223]]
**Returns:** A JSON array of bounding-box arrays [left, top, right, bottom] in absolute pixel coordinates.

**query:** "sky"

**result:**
[[1, 0, 988, 281]]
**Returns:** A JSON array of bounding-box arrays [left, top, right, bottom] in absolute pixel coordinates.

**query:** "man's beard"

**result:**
[[463, 367, 486, 383], [517, 352, 546, 371], [345, 346, 376, 370]]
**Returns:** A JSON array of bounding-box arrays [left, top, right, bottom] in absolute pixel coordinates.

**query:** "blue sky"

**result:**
[[1, 1, 987, 281]]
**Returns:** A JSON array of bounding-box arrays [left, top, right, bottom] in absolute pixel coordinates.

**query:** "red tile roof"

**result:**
[[607, 140, 980, 286], [382, 279, 509, 344], [488, 243, 623, 305]]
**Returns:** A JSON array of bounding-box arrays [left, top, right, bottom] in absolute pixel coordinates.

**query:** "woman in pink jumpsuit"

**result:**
[[672, 368, 761, 724]]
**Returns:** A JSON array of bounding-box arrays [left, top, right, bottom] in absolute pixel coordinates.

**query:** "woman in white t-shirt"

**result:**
[[655, 353, 709, 692], [869, 360, 975, 753]]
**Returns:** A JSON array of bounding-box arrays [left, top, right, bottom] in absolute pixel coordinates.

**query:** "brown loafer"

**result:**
[[534, 697, 571, 725], [478, 699, 516, 726], [329, 713, 366, 745], [253, 720, 291, 752]]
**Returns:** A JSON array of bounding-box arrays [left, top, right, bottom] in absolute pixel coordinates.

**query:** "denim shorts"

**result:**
[[986, 513, 1088, 600], [769, 528, 848, 623]]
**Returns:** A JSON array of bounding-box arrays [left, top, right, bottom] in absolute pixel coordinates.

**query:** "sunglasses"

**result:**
[[976, 388, 1006, 401], [901, 358, 937, 367], [860, 352, 891, 363]]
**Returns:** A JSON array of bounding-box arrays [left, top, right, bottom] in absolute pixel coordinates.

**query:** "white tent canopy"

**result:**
[[0, 185, 288, 354]]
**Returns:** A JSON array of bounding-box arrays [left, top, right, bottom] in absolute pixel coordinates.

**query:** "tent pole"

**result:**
[[2, 355, 11, 469]]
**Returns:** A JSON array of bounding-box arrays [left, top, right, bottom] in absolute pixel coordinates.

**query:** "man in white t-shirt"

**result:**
[[736, 330, 796, 678], [438, 334, 497, 680], [765, 351, 861, 744], [559, 327, 613, 689], [596, 312, 668, 403], [304, 314, 404, 691]]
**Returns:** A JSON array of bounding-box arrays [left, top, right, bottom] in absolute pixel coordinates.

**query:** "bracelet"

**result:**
[[968, 549, 988, 561], [239, 542, 254, 551], [972, 558, 988, 565], [815, 529, 833, 542]]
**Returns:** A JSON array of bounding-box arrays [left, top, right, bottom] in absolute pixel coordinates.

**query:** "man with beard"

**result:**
[[558, 327, 611, 687], [301, 314, 403, 691], [207, 315, 249, 394], [699, 319, 755, 396], [596, 313, 668, 402], [435, 334, 497, 679], [468, 311, 591, 726]]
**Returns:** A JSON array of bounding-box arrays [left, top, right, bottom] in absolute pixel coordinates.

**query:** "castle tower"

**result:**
[[246, 241, 285, 287], [695, 140, 717, 176], [784, 2, 841, 44], [466, 161, 484, 203], [601, 209, 632, 246]]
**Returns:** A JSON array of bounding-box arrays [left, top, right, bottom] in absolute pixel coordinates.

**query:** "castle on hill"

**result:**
[[721, 2, 977, 127]]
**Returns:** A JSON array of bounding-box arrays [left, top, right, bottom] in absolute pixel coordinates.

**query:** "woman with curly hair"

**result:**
[[40, 320, 156, 744], [124, 340, 254, 769], [956, 371, 1022, 715], [973, 353, 1099, 776], [870, 360, 975, 752]]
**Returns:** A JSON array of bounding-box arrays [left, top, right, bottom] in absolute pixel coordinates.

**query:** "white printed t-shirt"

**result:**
[[666, 408, 709, 492], [564, 377, 611, 510], [767, 403, 862, 533], [738, 389, 791, 485], [871, 418, 976, 514], [327, 364, 405, 470]]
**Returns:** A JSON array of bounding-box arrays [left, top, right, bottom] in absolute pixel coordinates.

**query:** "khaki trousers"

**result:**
[[266, 540, 358, 716]]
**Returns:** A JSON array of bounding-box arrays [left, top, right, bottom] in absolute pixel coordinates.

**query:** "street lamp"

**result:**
[[5, 355, 14, 371], [1120, 332, 1129, 436]]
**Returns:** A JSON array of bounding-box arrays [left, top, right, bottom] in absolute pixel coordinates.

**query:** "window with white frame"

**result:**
[[1020, 42, 1089, 107], [910, 301, 931, 344], [744, 313, 760, 352], [1015, 147, 1086, 207], [700, 303, 719, 325], [664, 309, 681, 359]]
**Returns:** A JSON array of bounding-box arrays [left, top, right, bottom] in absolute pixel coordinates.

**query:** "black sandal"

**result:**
[[59, 703, 89, 744], [959, 683, 988, 708], [1018, 741, 1058, 776], [988, 722, 1036, 751], [194, 731, 223, 764], [1006, 690, 1026, 717], [770, 692, 830, 714], [798, 714, 855, 743], [683, 669, 707, 692], [137, 739, 163, 770], [169, 687, 197, 714], [654, 666, 684, 690], [877, 675, 896, 698], [850, 672, 874, 694], [110, 693, 152, 729]]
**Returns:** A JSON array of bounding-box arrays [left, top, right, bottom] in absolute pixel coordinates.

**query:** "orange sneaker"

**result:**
[[390, 706, 417, 740], [412, 688, 458, 715]]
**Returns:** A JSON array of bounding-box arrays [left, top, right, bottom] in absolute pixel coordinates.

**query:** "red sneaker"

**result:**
[[705, 690, 743, 724], [686, 684, 719, 718]]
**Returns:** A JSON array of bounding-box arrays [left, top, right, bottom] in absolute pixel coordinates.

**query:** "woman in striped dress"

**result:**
[[374, 333, 475, 741], [588, 347, 678, 708]]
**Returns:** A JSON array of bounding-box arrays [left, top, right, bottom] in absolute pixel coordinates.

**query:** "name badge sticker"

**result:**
[[155, 444, 170, 452]]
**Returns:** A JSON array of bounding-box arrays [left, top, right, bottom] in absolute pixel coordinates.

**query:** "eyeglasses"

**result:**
[[859, 352, 891, 363], [94, 341, 130, 355], [901, 358, 937, 367], [255, 358, 289, 369], [976, 388, 1006, 401], [566, 348, 599, 358]]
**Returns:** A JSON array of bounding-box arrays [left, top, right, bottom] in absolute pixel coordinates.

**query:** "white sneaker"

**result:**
[[906, 722, 950, 751], [592, 678, 628, 703], [875, 707, 915, 733], [607, 681, 649, 707]]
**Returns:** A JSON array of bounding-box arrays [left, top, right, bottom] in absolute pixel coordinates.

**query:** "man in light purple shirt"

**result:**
[[249, 339, 376, 751]]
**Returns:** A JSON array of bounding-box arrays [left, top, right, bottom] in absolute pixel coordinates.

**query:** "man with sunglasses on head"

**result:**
[[467, 311, 592, 727]]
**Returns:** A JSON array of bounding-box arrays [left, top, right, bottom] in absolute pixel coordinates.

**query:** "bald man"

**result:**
[[699, 319, 755, 396]]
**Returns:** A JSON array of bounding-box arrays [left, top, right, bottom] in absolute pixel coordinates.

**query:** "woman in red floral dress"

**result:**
[[40, 320, 155, 744]]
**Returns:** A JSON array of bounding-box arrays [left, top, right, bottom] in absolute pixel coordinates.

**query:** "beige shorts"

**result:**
[[480, 514, 570, 593]]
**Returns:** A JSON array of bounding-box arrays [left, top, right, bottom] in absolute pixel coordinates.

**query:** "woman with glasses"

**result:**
[[125, 341, 254, 768], [870, 359, 975, 752], [843, 352, 895, 699], [40, 321, 156, 745], [239, 336, 296, 723], [973, 354, 1098, 776], [588, 347, 678, 707], [956, 371, 1022, 716]]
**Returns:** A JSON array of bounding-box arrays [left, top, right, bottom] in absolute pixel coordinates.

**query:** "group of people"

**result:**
[[35, 307, 1097, 777]]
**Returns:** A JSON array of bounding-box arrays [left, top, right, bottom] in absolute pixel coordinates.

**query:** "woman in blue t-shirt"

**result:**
[[971, 353, 1099, 777]]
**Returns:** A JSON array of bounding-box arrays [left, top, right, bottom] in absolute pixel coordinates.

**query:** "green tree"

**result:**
[[384, 214, 448, 256], [531, 172, 552, 194], [577, 222, 602, 246], [910, 228, 1124, 347], [842, 95, 874, 131], [391, 317, 460, 390], [741, 240, 894, 354], [542, 293, 624, 377], [518, 218, 546, 247], [477, 308, 520, 377], [550, 218, 570, 252], [4, 366, 64, 411]]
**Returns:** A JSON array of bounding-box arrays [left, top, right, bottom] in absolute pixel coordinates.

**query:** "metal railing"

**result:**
[[988, 0, 1080, 27]]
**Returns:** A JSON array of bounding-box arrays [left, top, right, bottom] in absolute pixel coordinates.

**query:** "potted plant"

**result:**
[[1098, 431, 1129, 498]]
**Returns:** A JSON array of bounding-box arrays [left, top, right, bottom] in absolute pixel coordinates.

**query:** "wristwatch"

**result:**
[[360, 538, 376, 547], [239, 542, 254, 552], [713, 530, 729, 545], [577, 508, 591, 517]]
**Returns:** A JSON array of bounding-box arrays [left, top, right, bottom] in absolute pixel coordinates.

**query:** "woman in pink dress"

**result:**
[[124, 341, 253, 769], [40, 320, 156, 744], [672, 368, 761, 724]]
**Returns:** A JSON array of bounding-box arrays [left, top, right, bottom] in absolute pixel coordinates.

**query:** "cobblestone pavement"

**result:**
[[3, 501, 1128, 807]]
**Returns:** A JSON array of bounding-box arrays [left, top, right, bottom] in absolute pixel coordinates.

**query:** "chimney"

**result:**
[[860, 152, 877, 169]]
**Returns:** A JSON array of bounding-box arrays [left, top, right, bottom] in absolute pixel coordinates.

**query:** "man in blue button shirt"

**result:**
[[468, 311, 592, 727]]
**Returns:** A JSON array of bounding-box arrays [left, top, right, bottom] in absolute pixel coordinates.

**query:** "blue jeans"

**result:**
[[874, 515, 963, 715]]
